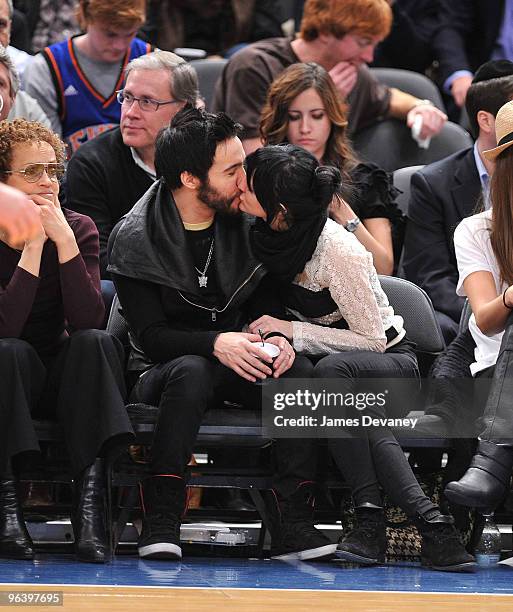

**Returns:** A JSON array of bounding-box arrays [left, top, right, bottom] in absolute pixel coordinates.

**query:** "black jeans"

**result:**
[[475, 321, 513, 443], [0, 330, 133, 477], [130, 354, 315, 498], [312, 341, 437, 517]]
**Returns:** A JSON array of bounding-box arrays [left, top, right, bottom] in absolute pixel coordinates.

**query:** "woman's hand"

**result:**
[[329, 195, 356, 225], [32, 194, 73, 247], [31, 194, 79, 263], [249, 315, 293, 340], [265, 335, 296, 378]]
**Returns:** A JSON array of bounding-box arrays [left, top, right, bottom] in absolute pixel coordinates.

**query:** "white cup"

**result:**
[[252, 341, 280, 361]]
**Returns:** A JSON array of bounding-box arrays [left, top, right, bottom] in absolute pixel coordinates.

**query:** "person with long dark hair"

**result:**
[[239, 143, 475, 572], [445, 100, 513, 511], [0, 119, 133, 562], [260, 62, 403, 275]]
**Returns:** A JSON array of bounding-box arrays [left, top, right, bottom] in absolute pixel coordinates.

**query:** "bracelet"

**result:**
[[503, 288, 513, 309], [263, 331, 290, 342]]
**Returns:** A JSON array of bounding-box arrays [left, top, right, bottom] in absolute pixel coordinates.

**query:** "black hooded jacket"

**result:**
[[107, 180, 271, 371]]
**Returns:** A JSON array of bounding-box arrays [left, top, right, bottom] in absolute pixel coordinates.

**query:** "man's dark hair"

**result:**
[[155, 106, 243, 190], [466, 75, 513, 138]]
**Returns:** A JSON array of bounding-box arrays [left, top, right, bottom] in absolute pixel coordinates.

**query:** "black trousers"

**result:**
[[0, 330, 133, 477], [312, 341, 437, 517], [475, 322, 513, 443], [130, 354, 315, 498]]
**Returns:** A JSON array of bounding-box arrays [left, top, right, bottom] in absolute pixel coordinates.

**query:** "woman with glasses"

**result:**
[[259, 62, 404, 275], [0, 119, 133, 562]]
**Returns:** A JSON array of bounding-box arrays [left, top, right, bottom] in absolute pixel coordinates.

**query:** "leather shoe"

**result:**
[[72, 459, 109, 563], [0, 480, 35, 560], [445, 441, 513, 512]]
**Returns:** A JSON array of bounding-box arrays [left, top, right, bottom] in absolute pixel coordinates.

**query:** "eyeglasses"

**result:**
[[5, 163, 65, 183], [116, 90, 180, 112]]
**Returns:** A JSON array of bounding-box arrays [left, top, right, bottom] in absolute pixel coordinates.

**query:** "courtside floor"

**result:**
[[1, 556, 513, 611]]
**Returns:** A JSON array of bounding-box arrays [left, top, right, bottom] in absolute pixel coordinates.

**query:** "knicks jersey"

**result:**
[[42, 36, 152, 153]]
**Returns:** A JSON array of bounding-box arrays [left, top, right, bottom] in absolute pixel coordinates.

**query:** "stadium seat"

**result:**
[[370, 68, 446, 112], [392, 165, 424, 215], [190, 59, 227, 111], [353, 119, 473, 172]]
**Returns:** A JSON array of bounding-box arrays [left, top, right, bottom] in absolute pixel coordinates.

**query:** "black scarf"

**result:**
[[250, 212, 327, 285]]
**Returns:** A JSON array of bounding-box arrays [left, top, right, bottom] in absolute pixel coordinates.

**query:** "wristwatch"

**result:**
[[344, 217, 361, 233]]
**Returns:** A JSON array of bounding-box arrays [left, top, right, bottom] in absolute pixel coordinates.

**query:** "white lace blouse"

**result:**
[[290, 219, 405, 355]]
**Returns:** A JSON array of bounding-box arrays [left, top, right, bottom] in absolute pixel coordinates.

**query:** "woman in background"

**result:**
[[259, 61, 403, 275]]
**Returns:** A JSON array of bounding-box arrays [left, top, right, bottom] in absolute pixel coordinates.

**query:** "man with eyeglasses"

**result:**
[[213, 0, 448, 154], [64, 51, 199, 282], [23, 0, 151, 154]]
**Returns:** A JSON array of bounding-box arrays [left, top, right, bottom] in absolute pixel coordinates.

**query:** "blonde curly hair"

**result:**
[[0, 119, 65, 181]]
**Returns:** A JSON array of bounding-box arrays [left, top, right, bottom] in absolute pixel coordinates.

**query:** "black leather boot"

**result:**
[[0, 480, 35, 560], [336, 504, 386, 565], [414, 510, 476, 572], [72, 459, 109, 563], [444, 441, 513, 512]]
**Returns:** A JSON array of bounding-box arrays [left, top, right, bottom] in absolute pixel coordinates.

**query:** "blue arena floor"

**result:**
[[1, 556, 513, 595]]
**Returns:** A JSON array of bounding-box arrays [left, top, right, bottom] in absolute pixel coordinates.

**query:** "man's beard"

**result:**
[[198, 178, 239, 215]]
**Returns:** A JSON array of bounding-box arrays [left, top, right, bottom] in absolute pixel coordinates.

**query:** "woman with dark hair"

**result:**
[[259, 62, 403, 275], [445, 100, 513, 511], [239, 143, 475, 572], [0, 119, 133, 562]]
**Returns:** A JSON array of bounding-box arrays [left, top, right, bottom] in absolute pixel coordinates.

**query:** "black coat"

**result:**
[[435, 0, 505, 84], [62, 127, 154, 279], [107, 183, 268, 370], [372, 0, 441, 73], [402, 147, 481, 324]]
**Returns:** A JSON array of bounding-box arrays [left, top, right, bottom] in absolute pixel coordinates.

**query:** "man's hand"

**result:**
[[406, 104, 447, 139], [213, 332, 274, 382], [249, 315, 293, 340], [0, 184, 42, 245], [451, 74, 473, 108], [329, 61, 358, 99]]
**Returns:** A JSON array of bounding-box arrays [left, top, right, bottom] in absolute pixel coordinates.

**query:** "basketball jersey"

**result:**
[[42, 36, 152, 153]]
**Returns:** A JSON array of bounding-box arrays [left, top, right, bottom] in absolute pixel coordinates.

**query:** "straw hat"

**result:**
[[483, 99, 513, 161]]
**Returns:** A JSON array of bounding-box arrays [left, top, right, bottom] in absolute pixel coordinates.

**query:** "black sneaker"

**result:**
[[270, 483, 337, 561], [415, 513, 476, 572], [336, 506, 386, 565], [137, 475, 185, 560]]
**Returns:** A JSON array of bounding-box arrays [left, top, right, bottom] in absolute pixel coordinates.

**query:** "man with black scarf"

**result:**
[[107, 106, 336, 562]]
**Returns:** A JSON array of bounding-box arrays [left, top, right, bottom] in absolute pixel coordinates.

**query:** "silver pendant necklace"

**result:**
[[194, 237, 215, 287]]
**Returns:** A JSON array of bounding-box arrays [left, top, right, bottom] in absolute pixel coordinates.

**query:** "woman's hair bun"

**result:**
[[313, 165, 342, 207]]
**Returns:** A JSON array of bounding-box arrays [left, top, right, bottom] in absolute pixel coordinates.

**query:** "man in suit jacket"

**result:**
[[403, 61, 513, 344], [435, 0, 506, 108]]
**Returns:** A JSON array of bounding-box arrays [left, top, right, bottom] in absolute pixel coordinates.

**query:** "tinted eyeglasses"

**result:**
[[5, 163, 65, 183], [116, 89, 179, 112]]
